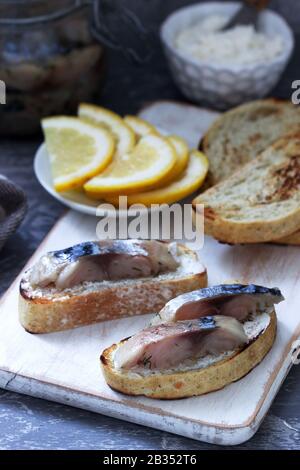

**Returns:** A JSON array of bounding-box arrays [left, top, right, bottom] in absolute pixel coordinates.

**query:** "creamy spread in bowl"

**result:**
[[175, 15, 284, 65]]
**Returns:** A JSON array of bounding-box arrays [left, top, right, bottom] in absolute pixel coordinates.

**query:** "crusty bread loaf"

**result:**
[[101, 310, 276, 399], [19, 244, 207, 334], [200, 99, 300, 186], [193, 133, 300, 244]]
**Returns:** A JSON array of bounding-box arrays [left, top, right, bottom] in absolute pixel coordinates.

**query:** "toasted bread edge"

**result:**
[[19, 245, 207, 334], [100, 311, 276, 399]]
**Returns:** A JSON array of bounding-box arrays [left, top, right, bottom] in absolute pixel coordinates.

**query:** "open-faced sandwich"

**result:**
[[19, 239, 207, 333], [101, 283, 284, 399]]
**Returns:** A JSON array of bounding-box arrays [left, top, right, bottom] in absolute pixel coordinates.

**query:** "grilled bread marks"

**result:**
[[194, 134, 300, 243], [248, 106, 281, 121], [261, 138, 300, 203], [271, 155, 300, 201], [271, 137, 300, 243], [201, 99, 300, 185]]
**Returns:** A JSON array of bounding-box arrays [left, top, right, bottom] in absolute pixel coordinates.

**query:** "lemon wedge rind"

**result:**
[[42, 116, 115, 192], [79, 103, 136, 156], [150, 134, 189, 188], [124, 115, 158, 139], [84, 134, 177, 196], [104, 150, 209, 207]]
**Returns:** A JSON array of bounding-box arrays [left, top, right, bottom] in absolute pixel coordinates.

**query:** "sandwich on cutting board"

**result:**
[[193, 99, 300, 245], [19, 239, 207, 333], [101, 283, 284, 399]]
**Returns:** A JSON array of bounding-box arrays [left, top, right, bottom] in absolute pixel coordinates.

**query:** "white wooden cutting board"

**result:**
[[0, 101, 300, 446]]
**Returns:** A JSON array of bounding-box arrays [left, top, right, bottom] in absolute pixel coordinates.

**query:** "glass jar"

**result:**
[[0, 0, 105, 136]]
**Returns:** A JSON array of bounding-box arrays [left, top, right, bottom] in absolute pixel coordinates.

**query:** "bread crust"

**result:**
[[193, 133, 300, 244], [200, 98, 300, 186], [273, 229, 300, 245], [101, 311, 276, 399], [199, 99, 300, 245], [19, 245, 207, 334], [196, 206, 300, 245]]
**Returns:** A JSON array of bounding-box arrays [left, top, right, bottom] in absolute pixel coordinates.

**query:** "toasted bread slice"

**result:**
[[101, 310, 276, 399], [193, 134, 300, 244], [200, 99, 300, 186], [275, 230, 300, 245], [19, 244, 207, 334]]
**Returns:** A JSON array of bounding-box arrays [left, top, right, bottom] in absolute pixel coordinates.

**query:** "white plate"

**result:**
[[34, 143, 162, 217]]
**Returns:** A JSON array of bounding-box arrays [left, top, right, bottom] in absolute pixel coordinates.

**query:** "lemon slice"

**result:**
[[153, 135, 189, 187], [168, 135, 189, 175], [42, 116, 114, 192], [79, 103, 135, 156], [105, 150, 208, 207], [84, 134, 177, 196], [124, 115, 158, 139]]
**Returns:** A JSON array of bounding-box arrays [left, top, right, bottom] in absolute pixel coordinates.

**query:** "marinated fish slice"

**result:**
[[114, 316, 247, 370], [153, 284, 284, 324], [29, 239, 179, 289]]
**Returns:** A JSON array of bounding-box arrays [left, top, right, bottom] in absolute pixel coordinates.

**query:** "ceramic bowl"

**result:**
[[160, 2, 294, 109]]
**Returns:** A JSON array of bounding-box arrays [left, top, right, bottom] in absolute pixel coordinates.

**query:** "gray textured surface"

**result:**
[[0, 368, 299, 450], [0, 0, 300, 451]]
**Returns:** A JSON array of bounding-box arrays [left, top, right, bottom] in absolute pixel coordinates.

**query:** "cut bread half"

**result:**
[[193, 133, 300, 244], [19, 244, 207, 334], [274, 229, 300, 245], [101, 310, 276, 399], [200, 99, 300, 186]]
